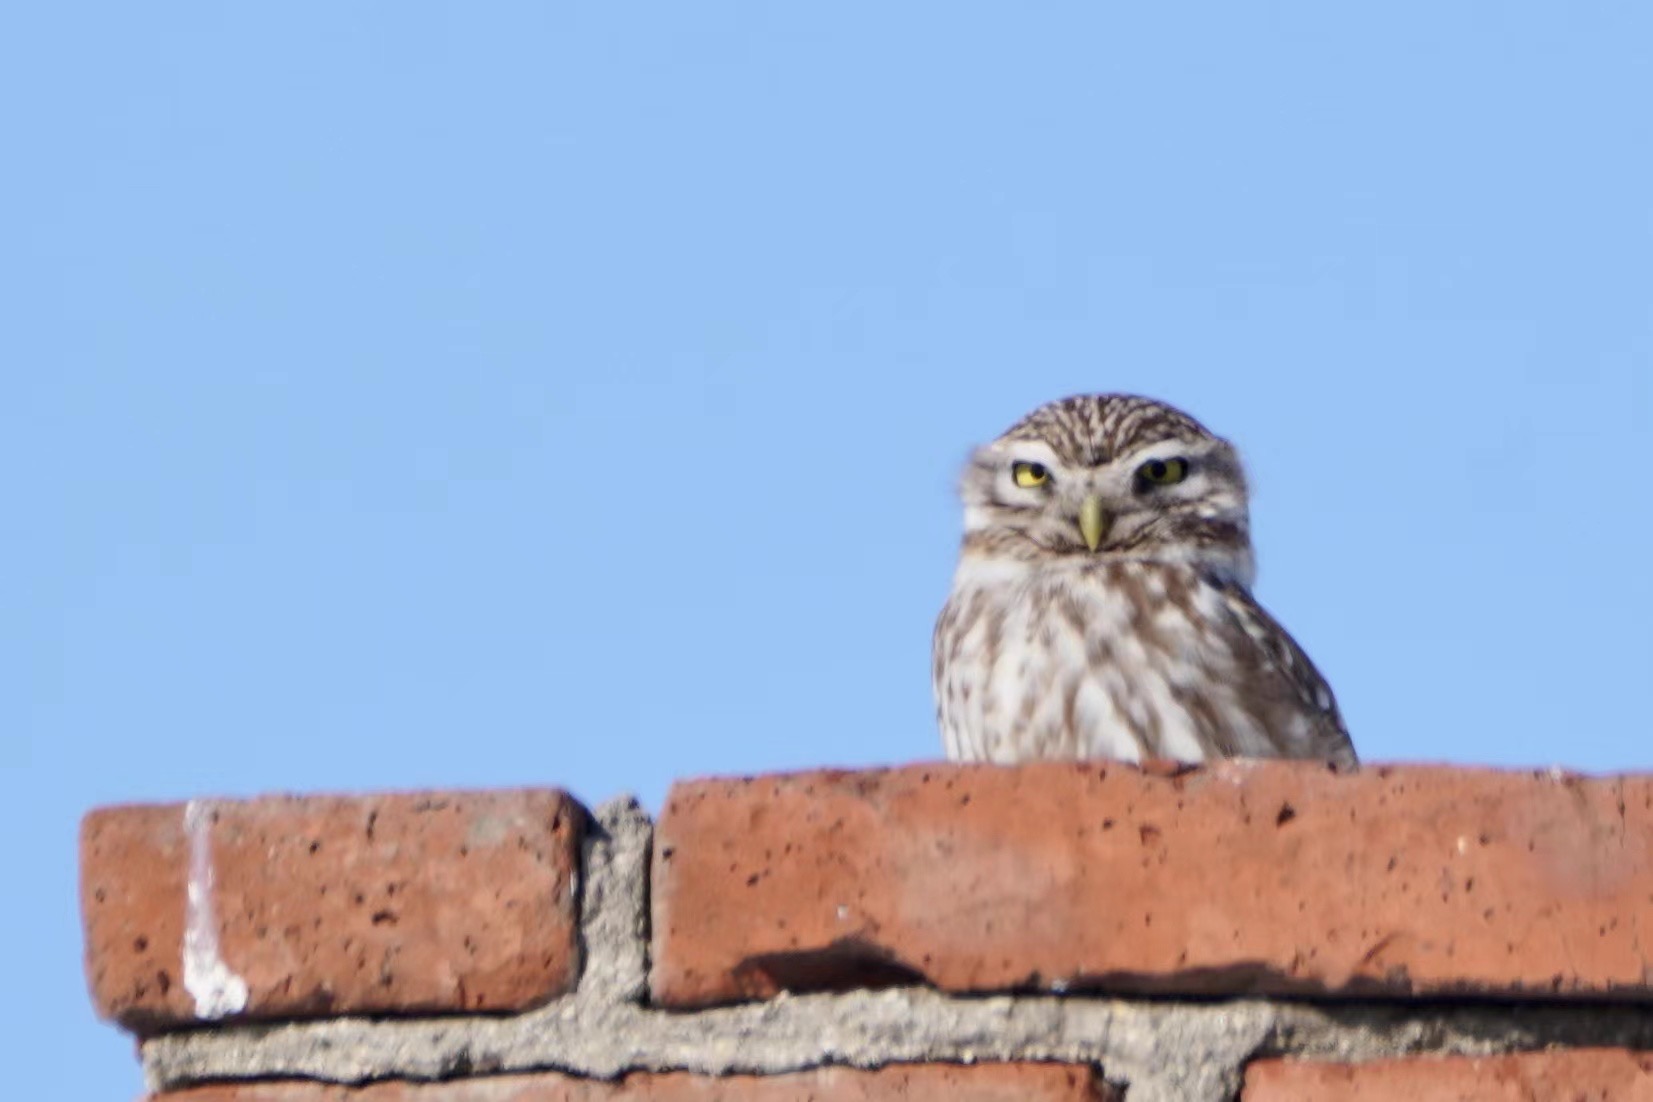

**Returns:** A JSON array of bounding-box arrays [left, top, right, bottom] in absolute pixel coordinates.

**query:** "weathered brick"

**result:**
[[1243, 1049, 1653, 1100], [154, 1065, 1116, 1100], [650, 761, 1653, 1005], [82, 788, 582, 1032]]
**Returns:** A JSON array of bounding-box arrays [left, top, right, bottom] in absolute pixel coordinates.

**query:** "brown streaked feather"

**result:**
[[1000, 393, 1214, 466], [1206, 573, 1357, 768]]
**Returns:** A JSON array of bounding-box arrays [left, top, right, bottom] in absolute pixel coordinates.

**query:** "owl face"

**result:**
[[958, 394, 1254, 581]]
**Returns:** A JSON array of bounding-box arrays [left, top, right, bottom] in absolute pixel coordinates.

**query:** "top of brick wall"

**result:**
[[651, 760, 1653, 1006], [81, 760, 1653, 1035]]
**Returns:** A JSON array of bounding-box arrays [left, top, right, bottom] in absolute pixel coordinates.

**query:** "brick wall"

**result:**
[[81, 762, 1653, 1102]]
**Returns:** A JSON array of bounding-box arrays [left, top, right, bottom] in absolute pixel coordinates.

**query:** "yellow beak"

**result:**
[[1079, 494, 1106, 552]]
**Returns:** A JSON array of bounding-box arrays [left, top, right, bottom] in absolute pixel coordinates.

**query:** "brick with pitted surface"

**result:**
[[152, 1065, 1117, 1101], [651, 760, 1653, 1006], [82, 788, 581, 1032], [1243, 1049, 1653, 1100]]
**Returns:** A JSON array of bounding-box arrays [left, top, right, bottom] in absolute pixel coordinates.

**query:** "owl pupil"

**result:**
[[1148, 461, 1166, 479], [1028, 463, 1046, 479]]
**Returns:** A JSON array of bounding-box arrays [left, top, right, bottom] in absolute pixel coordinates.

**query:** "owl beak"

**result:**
[[1079, 494, 1107, 551]]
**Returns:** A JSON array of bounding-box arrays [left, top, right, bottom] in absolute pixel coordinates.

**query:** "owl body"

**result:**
[[933, 394, 1356, 768]]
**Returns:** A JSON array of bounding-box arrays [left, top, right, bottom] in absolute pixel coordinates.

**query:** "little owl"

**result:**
[[933, 394, 1357, 768]]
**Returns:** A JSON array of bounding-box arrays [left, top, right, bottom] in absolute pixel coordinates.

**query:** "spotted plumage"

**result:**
[[933, 394, 1356, 767]]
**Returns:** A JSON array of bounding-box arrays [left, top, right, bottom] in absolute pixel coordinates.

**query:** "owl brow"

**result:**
[[994, 437, 1062, 464], [1125, 437, 1222, 465]]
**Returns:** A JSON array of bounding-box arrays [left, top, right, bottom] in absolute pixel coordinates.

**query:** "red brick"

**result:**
[[153, 1065, 1116, 1100], [1243, 1050, 1653, 1100], [650, 761, 1653, 1006], [82, 788, 581, 1031]]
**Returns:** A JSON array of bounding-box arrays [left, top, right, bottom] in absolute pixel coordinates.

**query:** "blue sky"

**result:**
[[5, 4, 1649, 1096]]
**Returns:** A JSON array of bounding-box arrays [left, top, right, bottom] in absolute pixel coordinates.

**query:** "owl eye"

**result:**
[[1012, 461, 1051, 488], [1135, 457, 1189, 488]]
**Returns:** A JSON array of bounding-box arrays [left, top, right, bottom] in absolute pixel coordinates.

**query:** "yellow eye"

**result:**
[[1012, 461, 1050, 488], [1136, 457, 1189, 487]]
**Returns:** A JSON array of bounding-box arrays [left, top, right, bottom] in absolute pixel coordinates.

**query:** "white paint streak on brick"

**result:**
[[182, 800, 249, 1020]]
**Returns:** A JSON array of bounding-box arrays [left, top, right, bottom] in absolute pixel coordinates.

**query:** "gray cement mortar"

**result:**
[[142, 796, 1653, 1102]]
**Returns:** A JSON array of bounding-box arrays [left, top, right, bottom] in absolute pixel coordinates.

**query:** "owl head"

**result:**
[[956, 394, 1255, 583]]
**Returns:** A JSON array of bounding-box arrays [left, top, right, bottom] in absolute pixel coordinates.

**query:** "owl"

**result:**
[[933, 394, 1356, 768]]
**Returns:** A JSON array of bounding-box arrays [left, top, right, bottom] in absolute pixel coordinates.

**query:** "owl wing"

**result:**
[[1208, 575, 1359, 768]]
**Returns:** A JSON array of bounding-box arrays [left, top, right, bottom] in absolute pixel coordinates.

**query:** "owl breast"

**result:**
[[933, 558, 1324, 764]]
